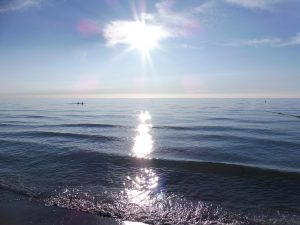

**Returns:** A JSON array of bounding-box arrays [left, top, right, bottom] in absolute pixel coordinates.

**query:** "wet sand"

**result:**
[[0, 190, 144, 225]]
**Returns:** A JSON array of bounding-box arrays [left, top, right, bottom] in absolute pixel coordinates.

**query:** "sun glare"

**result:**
[[103, 19, 169, 57], [125, 21, 167, 54]]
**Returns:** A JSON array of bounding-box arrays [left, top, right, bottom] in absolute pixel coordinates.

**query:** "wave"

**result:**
[[0, 180, 42, 199], [205, 117, 237, 121], [0, 109, 48, 112], [60, 123, 129, 128], [156, 157, 300, 178], [0, 123, 11, 127], [266, 111, 300, 119], [0, 114, 52, 119], [3, 131, 122, 142], [1, 134, 299, 177], [1, 136, 298, 177], [56, 148, 300, 177], [0, 122, 32, 127], [45, 190, 240, 224], [45, 188, 300, 225], [186, 134, 300, 147], [1, 176, 298, 225], [0, 123, 129, 129], [0, 146, 299, 224], [154, 125, 288, 136], [160, 156, 298, 177], [205, 117, 274, 124]]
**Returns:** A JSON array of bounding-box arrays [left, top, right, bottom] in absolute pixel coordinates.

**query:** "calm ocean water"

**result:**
[[0, 99, 300, 224]]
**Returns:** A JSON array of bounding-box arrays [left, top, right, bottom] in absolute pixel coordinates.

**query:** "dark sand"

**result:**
[[0, 190, 144, 225]]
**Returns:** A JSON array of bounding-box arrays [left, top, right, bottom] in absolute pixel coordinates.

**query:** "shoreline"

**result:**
[[0, 190, 145, 225]]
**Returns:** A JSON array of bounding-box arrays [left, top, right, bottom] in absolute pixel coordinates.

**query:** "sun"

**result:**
[[104, 18, 169, 58], [124, 21, 168, 55]]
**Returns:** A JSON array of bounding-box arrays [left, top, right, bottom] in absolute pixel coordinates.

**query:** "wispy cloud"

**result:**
[[0, 0, 40, 13], [225, 37, 281, 47], [224, 0, 280, 9], [155, 0, 206, 37], [175, 44, 202, 50], [285, 33, 300, 46], [225, 33, 300, 47], [194, 1, 216, 14]]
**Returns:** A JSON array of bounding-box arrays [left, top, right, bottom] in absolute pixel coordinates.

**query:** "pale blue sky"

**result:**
[[0, 0, 299, 98]]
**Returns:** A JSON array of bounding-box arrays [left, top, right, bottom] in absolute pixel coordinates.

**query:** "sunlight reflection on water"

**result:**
[[122, 168, 159, 206], [122, 111, 161, 207], [131, 111, 153, 158]]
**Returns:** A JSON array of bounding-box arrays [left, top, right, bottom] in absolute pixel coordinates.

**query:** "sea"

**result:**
[[0, 98, 299, 225]]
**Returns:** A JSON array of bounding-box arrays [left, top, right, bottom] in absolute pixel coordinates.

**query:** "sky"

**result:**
[[0, 0, 299, 98]]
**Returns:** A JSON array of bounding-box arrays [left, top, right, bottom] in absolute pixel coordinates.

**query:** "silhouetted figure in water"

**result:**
[[76, 102, 84, 105]]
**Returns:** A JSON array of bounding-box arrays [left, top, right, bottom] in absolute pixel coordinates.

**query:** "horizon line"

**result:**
[[1, 93, 300, 99]]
